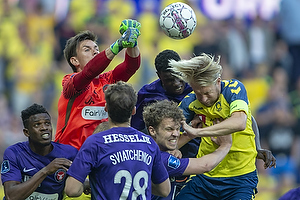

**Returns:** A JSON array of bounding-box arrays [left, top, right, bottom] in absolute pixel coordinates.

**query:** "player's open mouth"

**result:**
[[41, 133, 50, 139], [175, 86, 183, 92], [169, 139, 177, 144]]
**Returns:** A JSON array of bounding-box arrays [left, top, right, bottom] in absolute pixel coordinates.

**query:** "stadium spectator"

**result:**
[[0, 103, 78, 200], [169, 53, 267, 199], [143, 99, 232, 200], [55, 19, 141, 150], [65, 81, 170, 199], [278, 0, 300, 91]]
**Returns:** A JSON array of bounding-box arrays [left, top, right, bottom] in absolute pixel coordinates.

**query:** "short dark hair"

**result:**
[[105, 81, 137, 123], [143, 100, 185, 131], [154, 49, 181, 72], [64, 30, 97, 72], [21, 103, 50, 128]]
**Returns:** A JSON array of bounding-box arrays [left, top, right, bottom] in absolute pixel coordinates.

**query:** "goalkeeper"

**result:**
[[55, 19, 141, 151]]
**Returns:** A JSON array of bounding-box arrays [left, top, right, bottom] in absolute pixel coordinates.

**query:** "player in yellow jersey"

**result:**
[[169, 53, 267, 199]]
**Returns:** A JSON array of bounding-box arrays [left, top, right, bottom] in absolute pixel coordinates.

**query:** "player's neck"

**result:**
[[108, 120, 130, 128]]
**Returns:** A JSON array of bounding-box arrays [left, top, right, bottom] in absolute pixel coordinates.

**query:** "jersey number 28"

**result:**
[[114, 170, 148, 200]]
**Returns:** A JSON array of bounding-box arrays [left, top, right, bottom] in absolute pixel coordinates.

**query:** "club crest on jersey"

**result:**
[[55, 169, 66, 182], [1, 160, 10, 174], [215, 101, 222, 112], [168, 155, 180, 169]]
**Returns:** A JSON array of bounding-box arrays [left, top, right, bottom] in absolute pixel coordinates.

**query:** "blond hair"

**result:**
[[169, 53, 222, 86]]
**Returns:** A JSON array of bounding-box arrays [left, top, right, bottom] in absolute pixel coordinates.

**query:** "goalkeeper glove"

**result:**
[[110, 27, 140, 55], [119, 19, 141, 35]]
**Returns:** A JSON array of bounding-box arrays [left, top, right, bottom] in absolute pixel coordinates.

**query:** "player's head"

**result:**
[[64, 30, 99, 73], [169, 53, 223, 107], [155, 49, 186, 95], [143, 100, 185, 151], [21, 103, 52, 146], [105, 81, 137, 124]]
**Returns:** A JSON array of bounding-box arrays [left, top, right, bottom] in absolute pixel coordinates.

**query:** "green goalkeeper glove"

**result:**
[[110, 27, 140, 55], [119, 19, 141, 35]]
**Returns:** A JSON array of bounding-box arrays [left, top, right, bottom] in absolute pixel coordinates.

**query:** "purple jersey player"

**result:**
[[142, 100, 232, 200], [0, 103, 78, 200], [65, 81, 170, 199]]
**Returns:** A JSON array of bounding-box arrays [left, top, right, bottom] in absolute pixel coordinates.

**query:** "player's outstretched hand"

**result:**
[[191, 114, 203, 128], [167, 149, 182, 159], [43, 158, 72, 175], [110, 27, 140, 55], [119, 19, 141, 35], [181, 121, 198, 139], [257, 149, 276, 169]]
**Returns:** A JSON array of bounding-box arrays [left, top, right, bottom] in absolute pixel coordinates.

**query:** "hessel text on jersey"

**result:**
[[82, 106, 108, 120], [103, 134, 151, 144]]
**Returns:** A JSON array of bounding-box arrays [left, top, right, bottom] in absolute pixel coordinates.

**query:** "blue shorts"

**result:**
[[175, 170, 258, 200]]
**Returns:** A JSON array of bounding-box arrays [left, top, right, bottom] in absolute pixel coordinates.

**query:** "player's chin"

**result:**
[[167, 142, 177, 150]]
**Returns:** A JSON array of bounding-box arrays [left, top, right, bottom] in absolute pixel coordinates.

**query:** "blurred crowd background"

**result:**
[[0, 0, 300, 199]]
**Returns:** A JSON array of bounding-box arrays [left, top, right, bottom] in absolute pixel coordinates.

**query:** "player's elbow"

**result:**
[[64, 177, 83, 197], [236, 120, 247, 132], [65, 187, 82, 198], [203, 163, 216, 173], [152, 179, 171, 197]]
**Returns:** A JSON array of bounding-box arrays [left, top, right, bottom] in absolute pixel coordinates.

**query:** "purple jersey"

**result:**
[[152, 152, 189, 200], [1, 141, 78, 200], [67, 127, 169, 200], [131, 79, 192, 131]]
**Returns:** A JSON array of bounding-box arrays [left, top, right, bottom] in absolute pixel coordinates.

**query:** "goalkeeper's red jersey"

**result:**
[[55, 51, 140, 150]]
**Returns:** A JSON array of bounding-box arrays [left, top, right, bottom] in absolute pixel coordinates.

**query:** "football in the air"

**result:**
[[159, 2, 197, 39]]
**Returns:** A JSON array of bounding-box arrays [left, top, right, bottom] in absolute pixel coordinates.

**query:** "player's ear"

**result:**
[[132, 106, 136, 116], [216, 77, 221, 85], [104, 103, 107, 112], [148, 126, 156, 138], [156, 71, 161, 79], [23, 128, 29, 137], [70, 57, 79, 67]]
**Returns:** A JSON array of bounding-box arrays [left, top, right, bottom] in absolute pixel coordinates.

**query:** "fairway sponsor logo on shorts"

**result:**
[[82, 106, 108, 120], [26, 191, 58, 200], [168, 155, 180, 169]]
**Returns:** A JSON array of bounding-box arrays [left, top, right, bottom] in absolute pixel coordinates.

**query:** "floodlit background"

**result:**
[[0, 0, 300, 199]]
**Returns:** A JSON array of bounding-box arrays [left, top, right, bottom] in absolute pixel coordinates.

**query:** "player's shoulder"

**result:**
[[52, 142, 78, 154], [180, 91, 197, 104], [222, 79, 247, 94], [138, 79, 162, 94], [5, 141, 27, 152], [222, 79, 245, 88]]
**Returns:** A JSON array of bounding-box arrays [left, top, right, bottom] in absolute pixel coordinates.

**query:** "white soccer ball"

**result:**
[[159, 2, 197, 39]]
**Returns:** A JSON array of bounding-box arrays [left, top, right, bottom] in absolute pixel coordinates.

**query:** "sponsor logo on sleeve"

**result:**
[[1, 160, 10, 174], [168, 155, 180, 169]]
